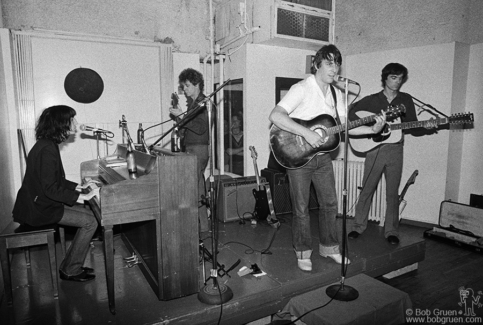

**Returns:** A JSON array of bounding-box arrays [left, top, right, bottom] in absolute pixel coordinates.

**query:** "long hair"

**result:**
[[311, 44, 342, 74], [178, 68, 204, 93], [35, 105, 76, 144], [381, 63, 408, 87]]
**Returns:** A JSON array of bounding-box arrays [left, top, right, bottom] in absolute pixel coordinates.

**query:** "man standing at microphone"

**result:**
[[348, 63, 437, 245], [169, 68, 211, 233]]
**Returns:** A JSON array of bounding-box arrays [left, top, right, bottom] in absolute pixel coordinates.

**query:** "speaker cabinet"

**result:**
[[261, 168, 318, 215], [216, 176, 266, 222], [470, 194, 483, 209]]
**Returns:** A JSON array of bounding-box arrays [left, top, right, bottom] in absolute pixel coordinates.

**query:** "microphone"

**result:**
[[334, 75, 359, 85], [80, 124, 111, 133]]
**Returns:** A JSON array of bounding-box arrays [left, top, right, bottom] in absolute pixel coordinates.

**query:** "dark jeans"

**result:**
[[352, 143, 403, 238], [58, 204, 98, 276], [287, 154, 340, 255]]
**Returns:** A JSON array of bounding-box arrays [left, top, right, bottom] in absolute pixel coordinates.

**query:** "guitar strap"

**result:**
[[329, 84, 341, 124]]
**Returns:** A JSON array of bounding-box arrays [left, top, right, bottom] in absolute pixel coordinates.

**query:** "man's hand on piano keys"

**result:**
[[77, 187, 100, 204], [76, 179, 102, 192]]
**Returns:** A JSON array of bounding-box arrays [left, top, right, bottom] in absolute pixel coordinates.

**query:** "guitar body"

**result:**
[[253, 186, 270, 220], [269, 114, 340, 169], [249, 146, 279, 227], [350, 111, 403, 153]]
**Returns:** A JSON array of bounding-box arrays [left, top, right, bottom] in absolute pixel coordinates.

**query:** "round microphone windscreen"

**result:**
[[79, 124, 87, 131]]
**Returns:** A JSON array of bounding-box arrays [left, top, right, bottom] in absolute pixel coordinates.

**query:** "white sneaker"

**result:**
[[320, 252, 351, 265], [295, 249, 313, 271], [297, 258, 312, 271]]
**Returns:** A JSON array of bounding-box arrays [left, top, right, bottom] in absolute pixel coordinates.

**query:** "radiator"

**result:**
[[332, 159, 386, 223]]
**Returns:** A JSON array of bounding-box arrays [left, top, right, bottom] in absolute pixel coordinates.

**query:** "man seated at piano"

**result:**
[[12, 105, 99, 282], [169, 68, 211, 232]]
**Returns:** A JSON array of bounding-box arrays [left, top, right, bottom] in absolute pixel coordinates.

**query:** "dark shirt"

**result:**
[[349, 90, 419, 142], [12, 138, 79, 226], [181, 94, 210, 146]]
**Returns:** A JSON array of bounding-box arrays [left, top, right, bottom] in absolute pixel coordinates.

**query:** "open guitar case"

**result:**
[[424, 200, 483, 253]]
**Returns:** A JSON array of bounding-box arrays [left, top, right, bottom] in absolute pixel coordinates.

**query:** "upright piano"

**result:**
[[80, 144, 199, 314]]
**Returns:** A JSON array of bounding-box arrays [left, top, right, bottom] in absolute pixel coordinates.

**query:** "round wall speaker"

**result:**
[[64, 67, 104, 104]]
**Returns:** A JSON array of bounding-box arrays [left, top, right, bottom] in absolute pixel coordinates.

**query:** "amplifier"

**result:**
[[261, 168, 318, 215], [216, 176, 266, 223]]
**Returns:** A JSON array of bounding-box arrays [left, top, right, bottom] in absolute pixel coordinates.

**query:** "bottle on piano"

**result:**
[[126, 139, 138, 175], [171, 126, 181, 153], [137, 123, 143, 144]]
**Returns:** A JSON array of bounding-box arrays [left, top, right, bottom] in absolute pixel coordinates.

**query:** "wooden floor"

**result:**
[[379, 224, 483, 315], [1, 212, 482, 325]]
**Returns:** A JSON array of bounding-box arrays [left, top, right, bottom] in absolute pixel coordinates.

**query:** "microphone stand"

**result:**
[[410, 96, 448, 117], [326, 79, 359, 301], [197, 80, 233, 305]]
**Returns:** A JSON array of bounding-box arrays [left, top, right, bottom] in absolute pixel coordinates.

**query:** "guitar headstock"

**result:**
[[407, 169, 419, 186], [385, 104, 406, 120], [119, 114, 127, 128], [249, 146, 258, 160], [171, 92, 179, 107], [449, 112, 474, 125]]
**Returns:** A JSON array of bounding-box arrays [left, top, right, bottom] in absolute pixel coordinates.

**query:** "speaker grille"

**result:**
[[216, 177, 265, 222], [277, 8, 330, 42]]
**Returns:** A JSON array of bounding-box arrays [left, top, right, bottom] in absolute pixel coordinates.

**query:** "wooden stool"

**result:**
[[0, 224, 59, 305]]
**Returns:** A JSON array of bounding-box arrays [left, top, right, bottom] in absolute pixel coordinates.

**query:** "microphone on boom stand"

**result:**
[[326, 78, 359, 302], [197, 80, 234, 305]]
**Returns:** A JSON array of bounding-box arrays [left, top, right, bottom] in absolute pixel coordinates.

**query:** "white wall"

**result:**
[[244, 43, 314, 176], [25, 35, 168, 183], [0, 29, 19, 231], [459, 43, 483, 202]]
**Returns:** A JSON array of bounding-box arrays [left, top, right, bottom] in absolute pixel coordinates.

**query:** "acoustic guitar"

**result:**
[[269, 104, 405, 169], [249, 146, 279, 228], [350, 112, 474, 153]]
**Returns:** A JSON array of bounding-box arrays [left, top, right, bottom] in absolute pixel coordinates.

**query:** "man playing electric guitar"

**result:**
[[169, 68, 211, 232], [348, 63, 437, 245], [268, 44, 387, 272]]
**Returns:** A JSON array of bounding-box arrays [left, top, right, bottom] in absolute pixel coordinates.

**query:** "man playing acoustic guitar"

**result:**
[[269, 44, 387, 271], [348, 63, 437, 245]]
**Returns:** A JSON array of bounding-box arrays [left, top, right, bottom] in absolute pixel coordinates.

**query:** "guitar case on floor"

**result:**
[[424, 200, 483, 253]]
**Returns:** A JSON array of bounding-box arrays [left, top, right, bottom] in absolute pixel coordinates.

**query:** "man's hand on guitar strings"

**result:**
[[423, 118, 438, 129], [371, 110, 387, 134], [304, 129, 325, 148]]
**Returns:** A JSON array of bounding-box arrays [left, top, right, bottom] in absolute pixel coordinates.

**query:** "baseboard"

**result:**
[[400, 218, 436, 229]]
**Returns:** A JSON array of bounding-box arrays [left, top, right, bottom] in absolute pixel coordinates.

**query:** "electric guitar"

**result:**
[[269, 104, 405, 169], [350, 112, 474, 153], [399, 170, 418, 218], [170, 92, 186, 150], [249, 146, 279, 228]]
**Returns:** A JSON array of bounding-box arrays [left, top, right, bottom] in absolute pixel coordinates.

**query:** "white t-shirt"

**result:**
[[278, 75, 346, 121]]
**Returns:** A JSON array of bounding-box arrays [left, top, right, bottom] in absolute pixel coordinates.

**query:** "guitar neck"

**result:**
[[252, 160, 261, 186], [389, 117, 447, 131], [328, 114, 380, 135]]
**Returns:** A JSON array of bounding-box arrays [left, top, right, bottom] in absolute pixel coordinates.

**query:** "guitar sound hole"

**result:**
[[313, 126, 328, 144]]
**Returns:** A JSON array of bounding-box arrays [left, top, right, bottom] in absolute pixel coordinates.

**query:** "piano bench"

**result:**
[[0, 224, 60, 305]]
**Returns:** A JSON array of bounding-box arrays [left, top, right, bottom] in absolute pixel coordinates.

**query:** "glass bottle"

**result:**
[[171, 127, 180, 153]]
